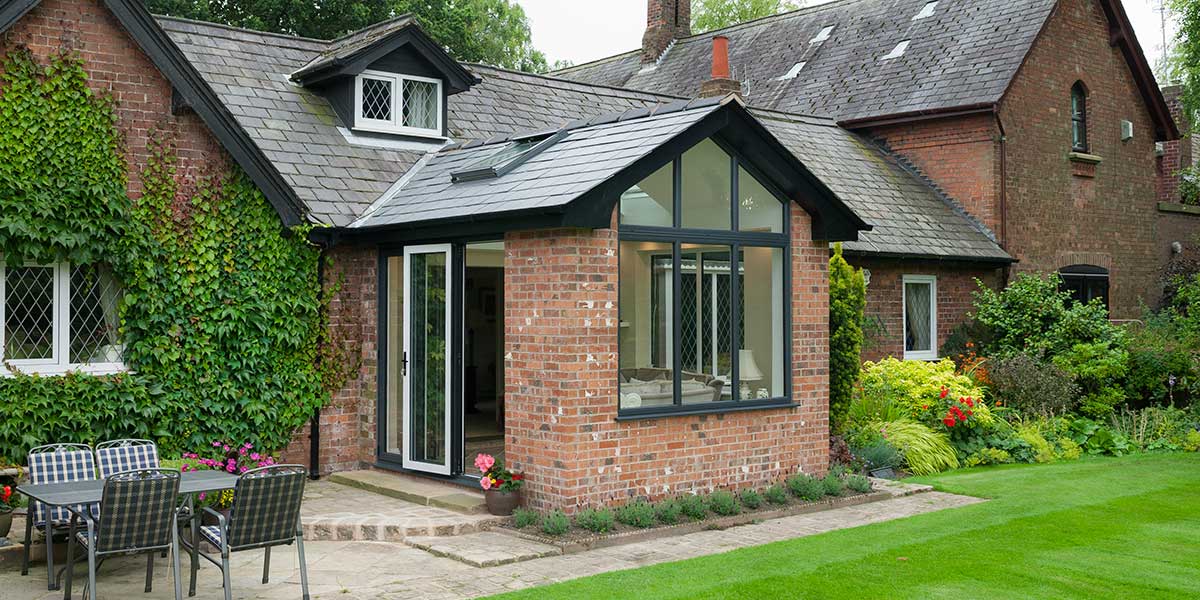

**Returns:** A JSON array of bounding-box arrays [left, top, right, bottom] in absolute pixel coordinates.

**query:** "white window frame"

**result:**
[[902, 274, 938, 361], [353, 70, 443, 138], [0, 259, 127, 377]]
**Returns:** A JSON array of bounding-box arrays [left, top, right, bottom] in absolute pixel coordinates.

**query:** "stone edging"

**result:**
[[505, 490, 894, 555], [1158, 201, 1200, 216]]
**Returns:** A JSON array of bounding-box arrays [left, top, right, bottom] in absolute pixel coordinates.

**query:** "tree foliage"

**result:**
[[692, 0, 800, 33], [1169, 0, 1200, 117], [828, 243, 865, 433], [143, 0, 548, 72]]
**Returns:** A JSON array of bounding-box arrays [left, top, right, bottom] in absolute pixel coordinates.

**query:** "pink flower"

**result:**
[[211, 441, 221, 448], [226, 463, 236, 473], [181, 464, 191, 472], [250, 453, 261, 461], [480, 477, 492, 490], [474, 453, 495, 473]]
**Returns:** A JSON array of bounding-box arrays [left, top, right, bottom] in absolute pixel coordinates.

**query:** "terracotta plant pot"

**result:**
[[0, 510, 12, 538], [484, 489, 521, 516]]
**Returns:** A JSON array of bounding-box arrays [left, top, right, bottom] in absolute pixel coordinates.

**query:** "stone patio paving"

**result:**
[[301, 480, 501, 541], [1, 490, 981, 599]]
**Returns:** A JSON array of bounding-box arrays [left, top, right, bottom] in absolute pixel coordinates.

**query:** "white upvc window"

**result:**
[[902, 274, 937, 361], [0, 260, 125, 376], [354, 70, 443, 138]]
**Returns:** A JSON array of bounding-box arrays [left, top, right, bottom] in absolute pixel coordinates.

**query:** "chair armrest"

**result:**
[[199, 506, 226, 528]]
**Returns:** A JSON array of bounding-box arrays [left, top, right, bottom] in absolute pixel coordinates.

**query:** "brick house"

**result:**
[[1, 0, 1194, 512], [560, 0, 1198, 359]]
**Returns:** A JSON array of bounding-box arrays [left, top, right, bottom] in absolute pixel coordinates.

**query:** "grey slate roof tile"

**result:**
[[555, 0, 1054, 124]]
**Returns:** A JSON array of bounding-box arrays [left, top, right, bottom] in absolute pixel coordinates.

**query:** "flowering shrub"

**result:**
[[474, 453, 524, 492], [913, 386, 984, 433], [859, 358, 990, 425], [181, 441, 279, 508]]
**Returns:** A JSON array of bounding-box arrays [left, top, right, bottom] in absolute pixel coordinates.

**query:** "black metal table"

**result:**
[[17, 470, 239, 591]]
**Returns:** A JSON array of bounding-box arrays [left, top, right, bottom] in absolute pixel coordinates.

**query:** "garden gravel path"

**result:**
[[1, 490, 980, 599]]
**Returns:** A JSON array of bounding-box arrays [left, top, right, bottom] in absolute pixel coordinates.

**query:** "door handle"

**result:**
[[402, 351, 408, 376]]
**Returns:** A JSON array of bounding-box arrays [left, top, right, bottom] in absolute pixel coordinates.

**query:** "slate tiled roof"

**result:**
[[754, 110, 1008, 260], [154, 13, 1007, 260], [353, 100, 723, 229], [556, 0, 1056, 124], [293, 15, 416, 79]]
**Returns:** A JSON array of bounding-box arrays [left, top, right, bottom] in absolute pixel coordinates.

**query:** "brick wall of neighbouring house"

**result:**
[[997, 0, 1164, 318], [866, 114, 1003, 237], [848, 257, 1004, 363], [504, 207, 829, 513], [282, 245, 379, 473], [1157, 86, 1194, 206], [1155, 85, 1200, 294], [0, 0, 225, 200]]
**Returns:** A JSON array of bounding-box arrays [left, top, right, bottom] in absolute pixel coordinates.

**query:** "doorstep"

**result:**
[[301, 480, 503, 542], [328, 470, 486, 514]]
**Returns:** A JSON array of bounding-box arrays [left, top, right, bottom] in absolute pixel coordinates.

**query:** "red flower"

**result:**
[[943, 416, 956, 427], [939, 387, 949, 399], [513, 474, 525, 481], [922, 405, 929, 410], [963, 397, 975, 407]]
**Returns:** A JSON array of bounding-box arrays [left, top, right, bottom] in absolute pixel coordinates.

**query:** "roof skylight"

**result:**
[[451, 130, 567, 182], [810, 25, 834, 44], [881, 40, 910, 60], [777, 62, 807, 80], [913, 1, 937, 20]]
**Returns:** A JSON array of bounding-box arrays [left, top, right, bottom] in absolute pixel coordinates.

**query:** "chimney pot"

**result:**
[[711, 35, 730, 79]]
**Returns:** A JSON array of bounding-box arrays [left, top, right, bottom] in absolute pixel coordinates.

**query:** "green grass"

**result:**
[[489, 453, 1200, 599]]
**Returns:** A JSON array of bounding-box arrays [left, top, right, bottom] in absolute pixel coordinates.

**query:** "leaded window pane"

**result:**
[[70, 264, 122, 364], [905, 281, 933, 353], [403, 79, 439, 131], [4, 265, 55, 360], [361, 77, 393, 121]]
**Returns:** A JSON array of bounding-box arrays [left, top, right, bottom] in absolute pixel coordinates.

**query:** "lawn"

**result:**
[[490, 453, 1200, 599]]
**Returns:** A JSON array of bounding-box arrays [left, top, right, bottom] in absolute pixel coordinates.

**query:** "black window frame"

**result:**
[[616, 136, 794, 420], [1058, 264, 1109, 311], [1071, 82, 1088, 153]]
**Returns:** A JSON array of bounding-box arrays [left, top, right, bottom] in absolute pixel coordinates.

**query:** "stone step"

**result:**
[[328, 470, 487, 515], [406, 531, 562, 567], [301, 480, 502, 542]]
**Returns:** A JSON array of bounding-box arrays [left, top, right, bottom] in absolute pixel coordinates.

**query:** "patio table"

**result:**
[[17, 470, 239, 591]]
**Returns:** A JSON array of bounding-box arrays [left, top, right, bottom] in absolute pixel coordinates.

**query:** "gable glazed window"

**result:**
[[1, 260, 124, 375], [617, 138, 789, 418], [354, 70, 442, 137], [1071, 82, 1088, 152]]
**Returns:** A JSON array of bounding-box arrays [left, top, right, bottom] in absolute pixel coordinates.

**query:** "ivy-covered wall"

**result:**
[[0, 48, 330, 463]]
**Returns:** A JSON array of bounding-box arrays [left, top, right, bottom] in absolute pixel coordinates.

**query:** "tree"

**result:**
[[691, 0, 801, 33], [143, 0, 547, 72], [828, 243, 865, 434], [1169, 0, 1200, 116]]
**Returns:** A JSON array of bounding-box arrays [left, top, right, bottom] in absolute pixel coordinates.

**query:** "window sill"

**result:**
[[615, 399, 798, 421], [1067, 151, 1102, 164], [0, 363, 129, 378], [1158, 202, 1200, 216], [903, 353, 939, 362]]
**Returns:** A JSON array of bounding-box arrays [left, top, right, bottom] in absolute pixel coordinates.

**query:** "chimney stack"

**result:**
[[699, 35, 742, 98], [642, 0, 692, 64]]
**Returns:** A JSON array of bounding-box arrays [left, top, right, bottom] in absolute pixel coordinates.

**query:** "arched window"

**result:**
[[1059, 264, 1108, 309], [1071, 82, 1088, 152]]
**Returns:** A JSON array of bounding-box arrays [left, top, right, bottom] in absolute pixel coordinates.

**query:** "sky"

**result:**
[[518, 0, 1179, 71]]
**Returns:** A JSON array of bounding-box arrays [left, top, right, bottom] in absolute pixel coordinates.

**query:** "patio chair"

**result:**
[[21, 443, 98, 590], [96, 439, 170, 561], [184, 464, 310, 600], [63, 468, 184, 600]]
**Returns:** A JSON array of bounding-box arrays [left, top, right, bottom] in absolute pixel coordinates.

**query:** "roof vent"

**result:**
[[881, 40, 910, 60], [810, 25, 834, 44], [913, 1, 937, 20], [776, 62, 807, 81]]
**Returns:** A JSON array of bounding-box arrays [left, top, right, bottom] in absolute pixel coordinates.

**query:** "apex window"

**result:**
[[1, 261, 124, 375], [354, 70, 442, 137], [617, 138, 789, 417]]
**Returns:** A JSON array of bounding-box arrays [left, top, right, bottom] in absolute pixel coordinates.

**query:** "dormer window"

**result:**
[[354, 70, 442, 137]]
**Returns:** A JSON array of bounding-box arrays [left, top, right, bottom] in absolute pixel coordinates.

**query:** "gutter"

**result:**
[[836, 103, 995, 130]]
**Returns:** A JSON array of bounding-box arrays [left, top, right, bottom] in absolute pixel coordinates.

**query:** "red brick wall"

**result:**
[[282, 245, 378, 473], [1156, 86, 1192, 205], [1, 0, 224, 200], [866, 114, 1003, 236], [997, 0, 1163, 318], [850, 258, 1003, 363], [504, 207, 829, 512]]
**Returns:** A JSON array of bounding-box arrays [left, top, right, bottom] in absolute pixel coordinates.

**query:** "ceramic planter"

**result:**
[[484, 489, 521, 516], [0, 510, 12, 538]]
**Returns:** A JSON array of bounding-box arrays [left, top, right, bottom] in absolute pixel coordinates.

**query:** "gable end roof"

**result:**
[[0, 0, 307, 226]]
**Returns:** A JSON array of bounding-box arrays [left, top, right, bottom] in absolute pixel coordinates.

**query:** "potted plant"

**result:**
[[0, 484, 15, 538], [474, 453, 524, 516]]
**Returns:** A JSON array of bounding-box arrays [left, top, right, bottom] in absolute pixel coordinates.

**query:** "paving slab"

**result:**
[[327, 470, 487, 514], [406, 531, 562, 567]]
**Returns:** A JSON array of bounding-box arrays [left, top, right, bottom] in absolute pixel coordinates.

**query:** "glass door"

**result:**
[[402, 244, 453, 474]]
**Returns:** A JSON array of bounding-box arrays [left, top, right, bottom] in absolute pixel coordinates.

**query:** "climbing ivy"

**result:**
[[0, 49, 330, 462]]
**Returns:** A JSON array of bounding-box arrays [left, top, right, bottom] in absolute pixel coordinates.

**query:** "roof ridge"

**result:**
[[153, 14, 330, 45], [327, 13, 413, 43], [552, 49, 640, 75], [468, 62, 683, 100]]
